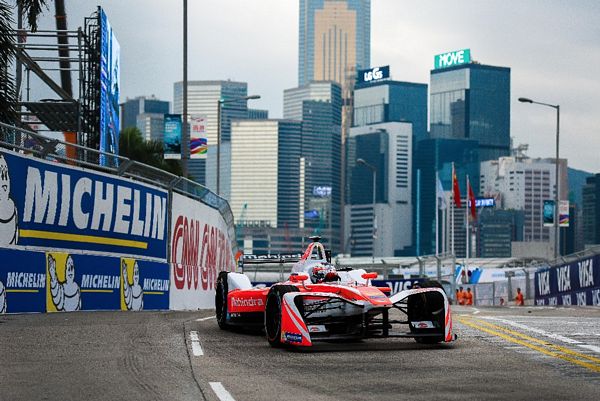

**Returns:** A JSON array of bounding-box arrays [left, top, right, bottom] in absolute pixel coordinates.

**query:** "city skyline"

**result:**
[[31, 0, 600, 172]]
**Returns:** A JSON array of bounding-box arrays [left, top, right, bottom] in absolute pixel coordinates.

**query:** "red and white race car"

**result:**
[[216, 237, 456, 348]]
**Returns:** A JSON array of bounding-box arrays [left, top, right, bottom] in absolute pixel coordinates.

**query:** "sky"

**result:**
[[30, 0, 600, 172]]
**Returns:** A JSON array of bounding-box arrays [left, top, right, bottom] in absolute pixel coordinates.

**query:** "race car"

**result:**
[[215, 236, 455, 348]]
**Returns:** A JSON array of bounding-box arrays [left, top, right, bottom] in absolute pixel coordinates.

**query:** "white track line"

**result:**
[[189, 331, 203, 356], [577, 344, 600, 354], [481, 316, 582, 344], [209, 382, 236, 401], [196, 316, 215, 322]]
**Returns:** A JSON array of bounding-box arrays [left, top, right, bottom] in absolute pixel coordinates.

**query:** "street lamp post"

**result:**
[[518, 97, 560, 260], [216, 94, 260, 196], [357, 158, 377, 255]]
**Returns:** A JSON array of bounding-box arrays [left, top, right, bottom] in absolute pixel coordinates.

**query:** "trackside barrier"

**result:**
[[534, 254, 600, 306], [0, 124, 236, 314]]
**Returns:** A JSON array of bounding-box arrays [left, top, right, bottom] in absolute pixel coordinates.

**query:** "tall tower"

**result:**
[[299, 0, 370, 89]]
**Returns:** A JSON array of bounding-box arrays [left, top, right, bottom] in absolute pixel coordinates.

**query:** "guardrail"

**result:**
[[0, 122, 237, 256]]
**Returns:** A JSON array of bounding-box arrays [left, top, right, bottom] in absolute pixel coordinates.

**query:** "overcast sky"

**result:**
[[32, 0, 600, 172]]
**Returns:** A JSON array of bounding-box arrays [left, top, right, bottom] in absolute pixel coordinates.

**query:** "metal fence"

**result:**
[[0, 122, 237, 257]]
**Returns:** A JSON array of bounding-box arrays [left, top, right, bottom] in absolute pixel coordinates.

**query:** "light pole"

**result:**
[[518, 97, 560, 260], [357, 158, 377, 255], [216, 94, 260, 196]]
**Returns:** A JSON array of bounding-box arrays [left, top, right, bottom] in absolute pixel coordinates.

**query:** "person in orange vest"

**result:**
[[465, 287, 473, 306], [515, 287, 525, 306], [456, 286, 466, 305]]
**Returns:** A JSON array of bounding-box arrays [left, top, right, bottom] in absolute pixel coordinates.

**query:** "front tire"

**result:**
[[215, 272, 229, 329], [264, 285, 298, 347]]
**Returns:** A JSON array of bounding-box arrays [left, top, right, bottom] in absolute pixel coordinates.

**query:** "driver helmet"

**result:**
[[311, 264, 339, 283]]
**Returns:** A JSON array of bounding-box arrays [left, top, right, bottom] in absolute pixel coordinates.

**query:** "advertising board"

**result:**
[[0, 148, 168, 260], [190, 116, 208, 159], [535, 255, 600, 306], [99, 8, 120, 166], [357, 65, 390, 84], [164, 114, 182, 160], [434, 49, 471, 69], [170, 193, 236, 310]]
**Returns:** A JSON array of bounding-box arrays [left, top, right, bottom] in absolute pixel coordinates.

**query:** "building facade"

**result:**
[[582, 174, 600, 246], [477, 209, 524, 257], [298, 0, 370, 89], [353, 80, 428, 142], [135, 113, 165, 142], [120, 96, 169, 131], [345, 122, 413, 256], [173, 80, 248, 187], [480, 156, 569, 253], [430, 63, 511, 162]]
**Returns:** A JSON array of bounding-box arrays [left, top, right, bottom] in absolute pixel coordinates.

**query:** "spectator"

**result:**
[[465, 288, 473, 306], [457, 286, 466, 305], [499, 297, 505, 306], [515, 288, 524, 306]]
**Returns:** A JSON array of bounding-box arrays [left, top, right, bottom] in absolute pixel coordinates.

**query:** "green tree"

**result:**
[[0, 1, 47, 124], [119, 127, 183, 176]]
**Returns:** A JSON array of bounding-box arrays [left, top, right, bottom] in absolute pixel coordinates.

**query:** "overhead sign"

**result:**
[[434, 49, 471, 69], [164, 114, 182, 160], [357, 65, 390, 84]]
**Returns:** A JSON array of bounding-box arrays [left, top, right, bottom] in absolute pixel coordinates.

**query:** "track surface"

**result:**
[[1, 306, 599, 401]]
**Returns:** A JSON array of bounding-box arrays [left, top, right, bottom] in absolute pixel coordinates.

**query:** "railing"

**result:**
[[0, 122, 237, 256]]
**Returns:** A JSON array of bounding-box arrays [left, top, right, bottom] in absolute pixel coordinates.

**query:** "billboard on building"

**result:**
[[357, 65, 390, 84], [434, 49, 471, 69], [99, 8, 120, 166], [190, 116, 208, 159], [164, 114, 182, 160]]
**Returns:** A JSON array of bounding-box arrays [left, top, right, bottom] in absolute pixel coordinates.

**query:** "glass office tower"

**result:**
[[430, 64, 511, 162], [299, 0, 370, 89]]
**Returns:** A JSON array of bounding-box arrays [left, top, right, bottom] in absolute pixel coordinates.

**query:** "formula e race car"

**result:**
[[215, 237, 455, 348]]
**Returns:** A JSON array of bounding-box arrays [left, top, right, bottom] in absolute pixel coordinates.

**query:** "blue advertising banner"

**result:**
[[164, 114, 182, 160], [535, 255, 600, 306], [121, 258, 170, 311], [0, 149, 168, 260], [99, 8, 120, 166], [0, 248, 46, 313]]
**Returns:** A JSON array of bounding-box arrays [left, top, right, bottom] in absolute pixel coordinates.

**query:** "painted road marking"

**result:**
[[481, 316, 582, 344], [456, 316, 600, 373], [209, 382, 236, 401], [196, 316, 215, 322], [578, 344, 600, 354], [189, 331, 203, 356]]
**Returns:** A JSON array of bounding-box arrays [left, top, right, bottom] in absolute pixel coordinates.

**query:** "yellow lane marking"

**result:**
[[471, 317, 600, 365], [456, 317, 600, 373], [80, 289, 114, 293], [19, 229, 148, 249], [6, 289, 39, 293]]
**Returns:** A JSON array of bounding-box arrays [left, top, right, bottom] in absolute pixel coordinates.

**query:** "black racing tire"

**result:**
[[264, 285, 299, 348], [215, 271, 229, 330]]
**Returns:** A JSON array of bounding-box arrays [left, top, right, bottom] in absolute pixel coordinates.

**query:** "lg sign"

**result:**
[[357, 65, 390, 84], [434, 49, 471, 69]]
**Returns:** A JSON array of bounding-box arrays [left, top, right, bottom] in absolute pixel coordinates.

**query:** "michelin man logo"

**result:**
[[0, 154, 19, 246], [48, 254, 81, 311], [0, 279, 6, 314], [122, 260, 143, 311]]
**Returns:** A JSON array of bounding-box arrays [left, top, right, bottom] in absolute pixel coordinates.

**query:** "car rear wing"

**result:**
[[239, 254, 303, 272]]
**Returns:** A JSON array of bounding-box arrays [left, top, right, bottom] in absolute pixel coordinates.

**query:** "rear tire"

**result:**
[[264, 285, 299, 347], [215, 272, 229, 329]]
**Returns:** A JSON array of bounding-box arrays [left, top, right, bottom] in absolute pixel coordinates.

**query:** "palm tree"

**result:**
[[119, 127, 183, 176], [0, 1, 47, 124]]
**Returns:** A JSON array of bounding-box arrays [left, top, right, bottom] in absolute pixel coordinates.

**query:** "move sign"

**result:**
[[434, 49, 471, 69]]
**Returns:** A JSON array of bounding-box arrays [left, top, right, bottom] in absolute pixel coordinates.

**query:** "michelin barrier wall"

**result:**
[[534, 255, 600, 306], [0, 148, 235, 314]]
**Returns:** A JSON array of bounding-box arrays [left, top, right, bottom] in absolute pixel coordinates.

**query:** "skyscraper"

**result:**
[[346, 122, 413, 256], [284, 81, 342, 251], [430, 54, 511, 162], [298, 0, 370, 89], [120, 95, 169, 131], [173, 80, 248, 188]]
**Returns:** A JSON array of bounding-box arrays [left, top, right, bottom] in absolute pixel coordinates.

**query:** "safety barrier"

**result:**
[[0, 124, 236, 314]]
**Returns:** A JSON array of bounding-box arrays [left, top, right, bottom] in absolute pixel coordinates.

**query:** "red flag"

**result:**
[[468, 178, 477, 220], [452, 164, 462, 208]]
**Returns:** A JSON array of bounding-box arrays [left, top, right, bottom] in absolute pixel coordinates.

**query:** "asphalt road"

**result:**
[[1, 306, 599, 401]]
